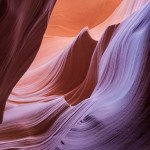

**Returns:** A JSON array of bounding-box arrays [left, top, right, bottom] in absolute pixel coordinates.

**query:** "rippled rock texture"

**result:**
[[0, 0, 56, 123], [0, 0, 150, 150]]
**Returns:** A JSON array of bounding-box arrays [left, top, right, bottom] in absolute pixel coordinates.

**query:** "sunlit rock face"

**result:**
[[0, 0, 150, 150]]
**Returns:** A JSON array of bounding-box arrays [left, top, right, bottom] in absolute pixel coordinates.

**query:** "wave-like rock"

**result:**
[[0, 0, 56, 123], [0, 0, 150, 150], [59, 2, 150, 150], [8, 28, 97, 104]]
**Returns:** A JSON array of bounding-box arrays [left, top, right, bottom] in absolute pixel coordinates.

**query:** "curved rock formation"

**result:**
[[0, 0, 150, 150], [0, 0, 56, 123]]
